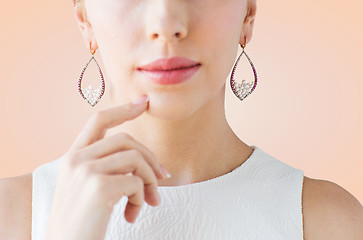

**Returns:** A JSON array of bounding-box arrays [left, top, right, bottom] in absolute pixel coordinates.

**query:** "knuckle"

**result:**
[[128, 149, 142, 159], [91, 174, 108, 191], [112, 151, 125, 160], [89, 175, 121, 209], [116, 132, 133, 141], [121, 103, 133, 114], [105, 198, 119, 210], [90, 111, 105, 125], [133, 175, 144, 188], [82, 162, 97, 175], [64, 151, 81, 169]]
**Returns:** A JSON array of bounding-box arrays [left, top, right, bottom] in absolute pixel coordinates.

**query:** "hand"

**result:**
[[44, 96, 170, 240]]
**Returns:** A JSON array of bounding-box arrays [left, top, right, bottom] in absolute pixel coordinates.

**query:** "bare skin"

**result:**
[[76, 0, 258, 187], [0, 100, 362, 239], [1, 173, 363, 239], [1, 0, 363, 239]]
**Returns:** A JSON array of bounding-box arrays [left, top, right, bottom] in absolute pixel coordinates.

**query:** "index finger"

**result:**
[[68, 95, 150, 152]]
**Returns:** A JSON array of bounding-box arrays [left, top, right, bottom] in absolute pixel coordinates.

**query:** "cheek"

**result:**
[[196, 21, 241, 91], [90, 7, 141, 53], [196, 2, 244, 81], [87, 3, 145, 84]]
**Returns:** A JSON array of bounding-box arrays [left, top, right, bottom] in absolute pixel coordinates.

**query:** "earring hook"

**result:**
[[90, 42, 96, 55], [241, 36, 247, 49]]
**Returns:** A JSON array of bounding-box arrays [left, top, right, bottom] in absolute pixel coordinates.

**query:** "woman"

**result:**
[[1, 0, 362, 239]]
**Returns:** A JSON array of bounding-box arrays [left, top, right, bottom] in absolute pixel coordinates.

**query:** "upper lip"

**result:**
[[137, 57, 201, 71]]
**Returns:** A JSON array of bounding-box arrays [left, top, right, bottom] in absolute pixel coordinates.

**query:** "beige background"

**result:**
[[1, 0, 362, 203]]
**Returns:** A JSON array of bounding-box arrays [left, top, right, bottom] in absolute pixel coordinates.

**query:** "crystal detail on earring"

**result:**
[[81, 85, 103, 106], [230, 47, 258, 101], [77, 55, 105, 107]]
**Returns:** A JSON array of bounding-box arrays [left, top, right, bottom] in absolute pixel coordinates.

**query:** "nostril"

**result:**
[[152, 33, 159, 39], [175, 32, 181, 38]]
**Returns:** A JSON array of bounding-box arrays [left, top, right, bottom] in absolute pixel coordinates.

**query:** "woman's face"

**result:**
[[75, 0, 255, 120]]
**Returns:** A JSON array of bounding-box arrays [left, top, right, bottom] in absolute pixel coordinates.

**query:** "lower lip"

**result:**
[[137, 64, 201, 85]]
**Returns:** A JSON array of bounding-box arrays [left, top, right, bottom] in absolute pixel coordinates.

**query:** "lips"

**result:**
[[137, 57, 201, 71], [136, 56, 201, 85]]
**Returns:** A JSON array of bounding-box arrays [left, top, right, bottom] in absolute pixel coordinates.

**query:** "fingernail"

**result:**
[[160, 164, 171, 178], [132, 95, 149, 105]]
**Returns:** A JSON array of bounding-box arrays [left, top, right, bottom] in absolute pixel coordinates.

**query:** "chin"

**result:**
[[145, 95, 202, 121]]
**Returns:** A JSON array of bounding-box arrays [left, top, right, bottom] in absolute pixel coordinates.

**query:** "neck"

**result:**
[[105, 89, 253, 186]]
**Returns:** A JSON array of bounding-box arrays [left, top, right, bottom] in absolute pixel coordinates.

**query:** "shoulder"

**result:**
[[302, 176, 363, 240], [0, 172, 32, 240]]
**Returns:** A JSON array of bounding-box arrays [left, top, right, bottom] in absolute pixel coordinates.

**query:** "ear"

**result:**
[[239, 0, 257, 47], [73, 4, 98, 51]]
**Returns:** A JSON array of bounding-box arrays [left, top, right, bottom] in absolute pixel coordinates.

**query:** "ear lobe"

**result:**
[[240, 0, 257, 46], [240, 10, 256, 46], [240, 21, 255, 46]]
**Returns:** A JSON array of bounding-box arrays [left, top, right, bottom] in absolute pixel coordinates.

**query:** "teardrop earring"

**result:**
[[230, 36, 258, 101], [77, 43, 106, 107]]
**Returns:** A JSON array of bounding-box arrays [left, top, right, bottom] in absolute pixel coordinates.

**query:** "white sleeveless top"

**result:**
[[32, 145, 305, 240]]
